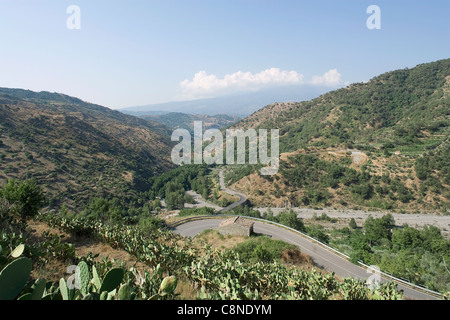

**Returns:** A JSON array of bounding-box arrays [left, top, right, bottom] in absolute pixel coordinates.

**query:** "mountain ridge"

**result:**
[[225, 59, 450, 213], [0, 88, 176, 210], [120, 84, 336, 117]]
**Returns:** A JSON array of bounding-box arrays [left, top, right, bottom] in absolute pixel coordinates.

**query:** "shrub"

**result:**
[[233, 237, 298, 263], [276, 209, 306, 233], [178, 207, 216, 217], [306, 224, 330, 244], [0, 178, 46, 222], [138, 215, 166, 233]]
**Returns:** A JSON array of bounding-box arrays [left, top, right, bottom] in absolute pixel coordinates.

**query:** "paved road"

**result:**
[[217, 170, 248, 213], [173, 170, 441, 300], [173, 218, 440, 300], [185, 190, 223, 211]]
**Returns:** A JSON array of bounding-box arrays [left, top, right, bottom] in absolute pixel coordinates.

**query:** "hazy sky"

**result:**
[[0, 0, 449, 109]]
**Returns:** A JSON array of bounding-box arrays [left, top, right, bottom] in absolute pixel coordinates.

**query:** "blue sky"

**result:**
[[0, 0, 449, 109]]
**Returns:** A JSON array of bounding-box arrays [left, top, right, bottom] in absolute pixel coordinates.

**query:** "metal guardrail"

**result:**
[[358, 261, 443, 299], [170, 170, 444, 299], [166, 215, 221, 229], [168, 214, 444, 299]]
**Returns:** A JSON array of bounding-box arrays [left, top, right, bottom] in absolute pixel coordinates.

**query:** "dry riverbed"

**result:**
[[256, 207, 450, 238]]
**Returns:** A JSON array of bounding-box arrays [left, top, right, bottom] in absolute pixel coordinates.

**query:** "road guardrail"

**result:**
[[168, 214, 443, 300]]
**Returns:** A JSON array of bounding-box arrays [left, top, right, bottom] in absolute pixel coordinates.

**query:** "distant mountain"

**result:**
[[226, 59, 450, 213], [141, 112, 241, 134], [120, 85, 334, 117], [0, 88, 175, 209]]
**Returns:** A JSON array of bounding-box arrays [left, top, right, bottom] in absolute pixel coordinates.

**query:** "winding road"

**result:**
[[172, 171, 441, 300], [173, 217, 440, 300], [217, 170, 248, 213]]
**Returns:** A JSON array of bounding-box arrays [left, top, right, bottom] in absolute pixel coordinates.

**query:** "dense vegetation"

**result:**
[[0, 88, 174, 211], [250, 59, 450, 152], [141, 112, 240, 134], [1, 59, 449, 300], [0, 178, 406, 300], [226, 203, 450, 295], [149, 164, 212, 210], [320, 214, 450, 293], [232, 236, 299, 264], [279, 153, 418, 209], [227, 59, 450, 212]]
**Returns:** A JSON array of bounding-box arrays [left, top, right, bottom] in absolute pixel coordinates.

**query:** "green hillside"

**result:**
[[0, 88, 175, 210], [0, 60, 449, 301], [141, 112, 241, 134], [227, 59, 450, 213]]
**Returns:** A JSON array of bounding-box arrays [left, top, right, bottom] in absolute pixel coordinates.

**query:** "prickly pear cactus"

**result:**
[[118, 283, 134, 300], [59, 278, 70, 300], [75, 261, 91, 297], [30, 279, 47, 300], [99, 268, 124, 293], [0, 257, 32, 300], [100, 291, 108, 300], [92, 265, 101, 291], [159, 275, 177, 296], [10, 244, 25, 258]]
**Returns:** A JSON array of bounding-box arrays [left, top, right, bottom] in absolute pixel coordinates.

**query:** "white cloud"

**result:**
[[310, 69, 345, 87], [180, 68, 347, 99], [180, 68, 304, 99]]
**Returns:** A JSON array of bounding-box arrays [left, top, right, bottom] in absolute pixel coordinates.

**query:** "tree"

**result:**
[[0, 178, 46, 222], [415, 157, 431, 181], [364, 214, 395, 245], [0, 198, 11, 220], [349, 218, 358, 229], [152, 199, 162, 211], [306, 224, 330, 244], [165, 191, 185, 210], [351, 183, 373, 199], [349, 229, 373, 263], [391, 226, 422, 251], [262, 208, 274, 221], [277, 209, 306, 233]]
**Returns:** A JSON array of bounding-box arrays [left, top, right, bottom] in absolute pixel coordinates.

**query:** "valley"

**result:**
[[1, 59, 449, 301]]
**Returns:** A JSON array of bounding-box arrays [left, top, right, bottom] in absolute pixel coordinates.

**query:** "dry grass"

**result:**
[[24, 219, 205, 300], [228, 145, 447, 212], [27, 219, 149, 277], [194, 229, 247, 250], [232, 172, 289, 207], [280, 249, 315, 270], [174, 276, 201, 300], [31, 257, 70, 284], [193, 229, 318, 272], [23, 219, 333, 299]]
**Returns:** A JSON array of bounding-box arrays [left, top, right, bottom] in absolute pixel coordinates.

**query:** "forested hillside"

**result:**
[[0, 88, 175, 211], [227, 59, 450, 213], [141, 112, 240, 134]]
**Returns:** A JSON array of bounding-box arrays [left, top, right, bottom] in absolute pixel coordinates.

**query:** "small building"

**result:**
[[219, 216, 254, 237]]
